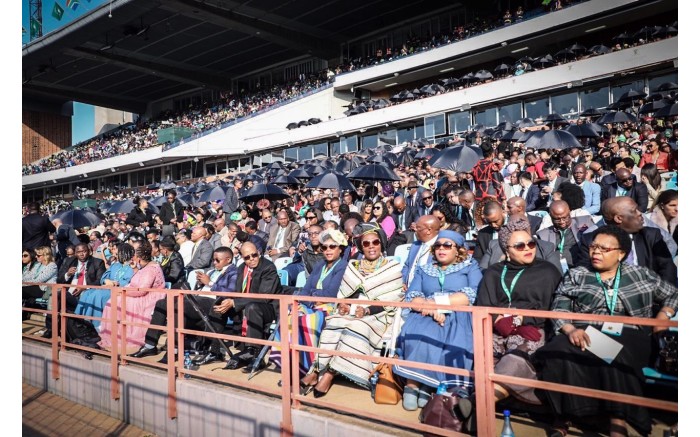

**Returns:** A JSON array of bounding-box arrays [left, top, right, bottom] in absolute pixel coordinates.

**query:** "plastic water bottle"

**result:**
[[436, 382, 447, 395], [369, 373, 378, 399], [501, 409, 515, 436], [183, 352, 192, 379]]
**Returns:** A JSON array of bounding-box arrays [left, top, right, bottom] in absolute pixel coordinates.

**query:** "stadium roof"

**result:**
[[22, 0, 471, 114]]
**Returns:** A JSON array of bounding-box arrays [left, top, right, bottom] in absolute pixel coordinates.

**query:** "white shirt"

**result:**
[[407, 235, 438, 286], [273, 226, 287, 249], [178, 240, 195, 266]]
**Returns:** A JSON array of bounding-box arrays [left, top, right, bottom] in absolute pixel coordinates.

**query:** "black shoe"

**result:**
[[223, 347, 256, 370], [313, 388, 329, 398], [242, 357, 268, 374], [129, 345, 159, 358], [157, 353, 176, 364], [41, 329, 52, 339], [192, 351, 222, 366]]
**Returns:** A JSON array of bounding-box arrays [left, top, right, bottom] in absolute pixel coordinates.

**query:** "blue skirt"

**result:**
[[74, 288, 111, 328], [393, 310, 474, 389]]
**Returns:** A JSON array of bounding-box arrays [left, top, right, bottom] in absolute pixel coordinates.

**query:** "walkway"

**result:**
[[23, 383, 154, 437]]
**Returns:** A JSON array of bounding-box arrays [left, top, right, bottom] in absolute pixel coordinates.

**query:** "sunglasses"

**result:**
[[320, 244, 339, 251], [22, 253, 30, 257], [423, 196, 433, 200], [361, 239, 381, 248], [243, 252, 260, 261], [616, 177, 633, 183], [373, 206, 382, 210], [508, 240, 537, 251], [306, 215, 316, 219], [432, 242, 455, 250]]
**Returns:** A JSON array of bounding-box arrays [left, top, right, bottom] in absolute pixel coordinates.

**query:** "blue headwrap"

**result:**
[[436, 230, 466, 247]]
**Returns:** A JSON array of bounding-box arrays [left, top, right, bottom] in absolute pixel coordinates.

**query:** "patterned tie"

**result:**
[[626, 235, 637, 265]]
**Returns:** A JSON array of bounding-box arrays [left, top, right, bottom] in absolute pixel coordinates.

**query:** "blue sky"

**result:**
[[23, 0, 108, 145]]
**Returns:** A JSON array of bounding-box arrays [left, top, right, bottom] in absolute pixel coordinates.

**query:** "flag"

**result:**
[[66, 0, 79, 11], [29, 18, 41, 39], [52, 2, 65, 20]]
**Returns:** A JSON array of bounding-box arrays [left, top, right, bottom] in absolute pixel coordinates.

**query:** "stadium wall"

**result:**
[[22, 110, 72, 166]]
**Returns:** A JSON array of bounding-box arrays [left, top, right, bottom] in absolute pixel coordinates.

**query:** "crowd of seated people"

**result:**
[[23, 98, 678, 434]]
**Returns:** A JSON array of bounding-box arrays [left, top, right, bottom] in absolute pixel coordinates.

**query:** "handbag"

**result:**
[[369, 362, 402, 405], [419, 391, 464, 436]]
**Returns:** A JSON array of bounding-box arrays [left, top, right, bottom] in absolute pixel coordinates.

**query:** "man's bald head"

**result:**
[[415, 215, 440, 243], [602, 197, 644, 233], [615, 167, 634, 189], [343, 218, 360, 238], [459, 191, 475, 208], [393, 196, 406, 212], [506, 197, 526, 216], [549, 200, 571, 229]]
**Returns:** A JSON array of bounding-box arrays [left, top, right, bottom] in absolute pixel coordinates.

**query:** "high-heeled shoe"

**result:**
[[312, 387, 329, 398]]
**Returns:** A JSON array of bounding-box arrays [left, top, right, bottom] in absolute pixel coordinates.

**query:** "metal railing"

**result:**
[[22, 281, 678, 436]]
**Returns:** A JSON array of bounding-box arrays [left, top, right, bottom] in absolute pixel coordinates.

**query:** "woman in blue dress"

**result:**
[[393, 230, 482, 411], [74, 244, 135, 328]]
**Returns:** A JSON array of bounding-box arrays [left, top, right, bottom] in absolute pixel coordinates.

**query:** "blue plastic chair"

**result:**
[[278, 270, 289, 286], [296, 271, 307, 288]]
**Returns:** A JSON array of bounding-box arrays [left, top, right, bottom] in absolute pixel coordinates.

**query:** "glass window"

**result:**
[[524, 97, 549, 119], [361, 134, 378, 149], [414, 124, 425, 140], [298, 145, 313, 161], [284, 148, 297, 163], [205, 162, 216, 176], [181, 163, 192, 180], [397, 127, 415, 144], [154, 169, 162, 183], [228, 159, 238, 172], [580, 85, 609, 110], [239, 157, 250, 170], [648, 72, 678, 93], [611, 80, 645, 103], [330, 141, 341, 156], [341, 135, 358, 152], [378, 129, 397, 146], [424, 113, 446, 138], [498, 103, 521, 123], [551, 92, 579, 119], [193, 161, 203, 178], [448, 111, 470, 134], [312, 142, 328, 158], [473, 108, 497, 127]]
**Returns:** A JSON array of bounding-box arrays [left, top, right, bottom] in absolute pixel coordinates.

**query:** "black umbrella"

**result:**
[[532, 55, 554, 69], [370, 98, 392, 110], [495, 121, 515, 131], [654, 103, 678, 118], [333, 160, 355, 174], [500, 130, 525, 142], [639, 99, 672, 114], [428, 144, 483, 172], [568, 43, 588, 55], [606, 100, 632, 111], [197, 186, 227, 203], [420, 83, 446, 95], [564, 123, 600, 138], [146, 183, 160, 190], [347, 164, 400, 181], [589, 123, 610, 136], [267, 161, 285, 170], [580, 107, 604, 117], [543, 113, 568, 125], [286, 122, 298, 130], [306, 171, 356, 191], [288, 168, 313, 179], [613, 32, 633, 44], [303, 165, 326, 176], [106, 200, 137, 215], [51, 209, 102, 229], [238, 184, 291, 202], [474, 70, 494, 81], [617, 89, 647, 103], [634, 26, 662, 41], [461, 72, 478, 84], [517, 56, 535, 64], [440, 77, 461, 87], [308, 117, 322, 124], [652, 25, 677, 38], [654, 82, 678, 92], [272, 175, 301, 186], [555, 48, 576, 62], [524, 130, 582, 150], [597, 111, 638, 124], [493, 63, 511, 77], [297, 120, 309, 127], [515, 118, 537, 128], [588, 44, 611, 56], [414, 148, 438, 159], [177, 193, 199, 206]]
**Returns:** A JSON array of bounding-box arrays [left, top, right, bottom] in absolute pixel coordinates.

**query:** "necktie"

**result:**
[[399, 212, 405, 231], [626, 235, 637, 265], [191, 241, 198, 258], [457, 206, 462, 219], [274, 227, 286, 249], [241, 267, 253, 293], [77, 262, 86, 285]]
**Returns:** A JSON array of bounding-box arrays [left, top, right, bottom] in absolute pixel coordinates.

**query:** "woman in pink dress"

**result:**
[[99, 243, 166, 350]]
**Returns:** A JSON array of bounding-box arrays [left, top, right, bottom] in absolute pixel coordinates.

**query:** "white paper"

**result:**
[[433, 293, 452, 314], [584, 326, 623, 364]]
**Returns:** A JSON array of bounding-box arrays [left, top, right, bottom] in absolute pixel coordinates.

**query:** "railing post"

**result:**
[[167, 291, 177, 419], [111, 287, 121, 400], [472, 306, 496, 437], [290, 298, 300, 408], [51, 284, 60, 380], [279, 295, 293, 437]]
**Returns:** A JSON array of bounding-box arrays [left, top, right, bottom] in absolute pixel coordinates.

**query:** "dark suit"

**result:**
[[392, 207, 417, 233], [158, 201, 184, 227], [126, 207, 153, 228], [22, 213, 56, 251], [538, 176, 567, 205], [222, 187, 240, 224], [474, 226, 499, 261], [600, 182, 649, 212], [213, 258, 283, 346], [520, 184, 545, 212], [536, 216, 598, 268], [579, 227, 677, 285], [526, 214, 543, 234], [57, 256, 107, 311], [161, 251, 186, 285]]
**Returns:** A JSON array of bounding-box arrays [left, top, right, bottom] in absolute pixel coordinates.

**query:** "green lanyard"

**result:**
[[437, 268, 446, 292], [595, 266, 621, 315], [316, 260, 340, 289], [557, 230, 566, 254], [500, 266, 524, 307]]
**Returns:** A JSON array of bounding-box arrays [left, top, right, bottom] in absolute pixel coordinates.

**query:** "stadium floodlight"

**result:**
[[83, 173, 88, 178], [139, 162, 145, 167], [439, 67, 454, 73], [52, 179, 57, 184], [511, 46, 529, 54], [585, 25, 606, 33], [110, 167, 116, 172], [384, 82, 398, 87]]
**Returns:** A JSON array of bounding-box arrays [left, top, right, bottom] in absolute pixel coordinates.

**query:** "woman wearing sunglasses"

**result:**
[[271, 229, 349, 385], [466, 216, 562, 422], [302, 223, 403, 398], [393, 230, 482, 411], [371, 201, 395, 240], [535, 225, 677, 437]]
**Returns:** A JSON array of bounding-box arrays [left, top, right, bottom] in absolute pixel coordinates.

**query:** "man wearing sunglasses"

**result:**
[[201, 242, 283, 372], [600, 168, 649, 212], [418, 190, 436, 216], [478, 213, 562, 274], [257, 209, 277, 234]]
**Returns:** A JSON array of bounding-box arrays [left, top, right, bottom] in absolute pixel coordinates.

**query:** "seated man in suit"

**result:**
[[579, 197, 677, 285], [600, 168, 649, 213], [266, 210, 301, 261], [392, 196, 417, 244], [474, 200, 507, 261], [194, 242, 283, 372], [401, 215, 440, 288], [538, 161, 567, 208], [129, 247, 238, 363], [505, 196, 543, 233], [478, 213, 563, 275], [518, 172, 545, 212], [536, 200, 597, 272], [186, 226, 214, 288], [572, 164, 601, 215]]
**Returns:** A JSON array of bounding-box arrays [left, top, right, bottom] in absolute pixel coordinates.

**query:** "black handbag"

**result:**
[[419, 392, 464, 436], [656, 331, 678, 376]]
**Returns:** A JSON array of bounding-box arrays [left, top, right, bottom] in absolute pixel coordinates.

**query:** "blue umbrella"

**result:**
[[106, 200, 137, 215], [272, 175, 302, 186], [288, 168, 314, 179]]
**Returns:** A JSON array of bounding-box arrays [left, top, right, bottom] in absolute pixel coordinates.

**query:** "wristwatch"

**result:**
[[662, 310, 675, 319]]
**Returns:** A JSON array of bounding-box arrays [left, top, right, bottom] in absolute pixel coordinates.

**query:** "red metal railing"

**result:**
[[22, 282, 678, 436]]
